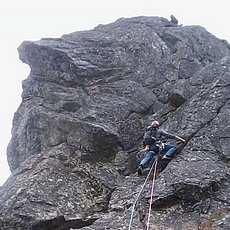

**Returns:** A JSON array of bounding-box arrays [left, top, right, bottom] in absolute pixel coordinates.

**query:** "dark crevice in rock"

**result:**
[[31, 216, 98, 230], [151, 194, 181, 210], [186, 116, 217, 144], [168, 92, 187, 108]]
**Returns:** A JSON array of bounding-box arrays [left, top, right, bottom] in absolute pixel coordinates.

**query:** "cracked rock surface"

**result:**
[[1, 16, 230, 229]]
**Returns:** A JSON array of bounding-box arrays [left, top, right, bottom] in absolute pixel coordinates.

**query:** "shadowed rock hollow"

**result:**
[[1, 16, 230, 229]]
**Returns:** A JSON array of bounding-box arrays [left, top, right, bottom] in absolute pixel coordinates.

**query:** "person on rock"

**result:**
[[137, 120, 185, 175]]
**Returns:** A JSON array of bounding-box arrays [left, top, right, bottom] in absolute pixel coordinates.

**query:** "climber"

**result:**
[[170, 15, 178, 25], [137, 120, 185, 175]]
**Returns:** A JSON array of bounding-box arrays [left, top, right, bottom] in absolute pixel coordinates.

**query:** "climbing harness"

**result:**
[[128, 141, 164, 230]]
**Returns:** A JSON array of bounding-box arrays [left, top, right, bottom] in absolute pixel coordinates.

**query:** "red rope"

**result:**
[[146, 155, 158, 230]]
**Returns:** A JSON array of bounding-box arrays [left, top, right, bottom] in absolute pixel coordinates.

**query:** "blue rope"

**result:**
[[128, 157, 157, 230]]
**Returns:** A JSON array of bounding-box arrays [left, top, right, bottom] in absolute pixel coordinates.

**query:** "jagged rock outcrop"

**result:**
[[1, 16, 230, 229]]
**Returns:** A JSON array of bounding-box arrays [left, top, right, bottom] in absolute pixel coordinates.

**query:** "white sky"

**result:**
[[0, 0, 229, 186]]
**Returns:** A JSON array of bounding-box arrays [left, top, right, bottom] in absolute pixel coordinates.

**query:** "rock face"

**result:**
[[1, 16, 230, 229]]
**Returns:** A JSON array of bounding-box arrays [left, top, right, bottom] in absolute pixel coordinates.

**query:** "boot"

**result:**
[[137, 165, 143, 175]]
